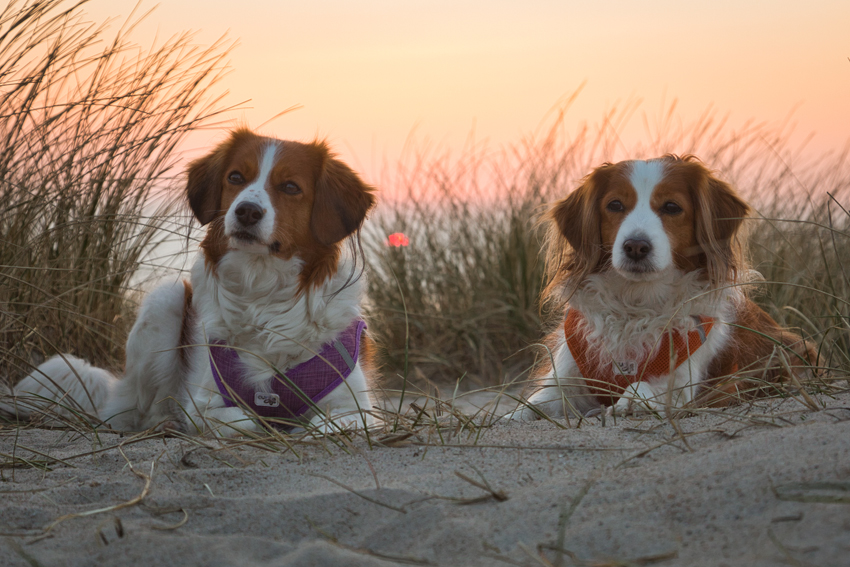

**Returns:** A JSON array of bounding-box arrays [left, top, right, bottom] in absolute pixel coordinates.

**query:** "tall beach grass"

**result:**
[[0, 0, 231, 382]]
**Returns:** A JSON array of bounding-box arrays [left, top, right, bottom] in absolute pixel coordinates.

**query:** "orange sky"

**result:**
[[84, 0, 849, 182]]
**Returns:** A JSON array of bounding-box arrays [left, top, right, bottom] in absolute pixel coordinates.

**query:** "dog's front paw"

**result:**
[[191, 407, 262, 437], [612, 382, 660, 416], [307, 410, 374, 435], [505, 403, 543, 422]]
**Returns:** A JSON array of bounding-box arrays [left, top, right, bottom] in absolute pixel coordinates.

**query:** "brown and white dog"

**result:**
[[511, 155, 816, 420], [5, 129, 379, 436]]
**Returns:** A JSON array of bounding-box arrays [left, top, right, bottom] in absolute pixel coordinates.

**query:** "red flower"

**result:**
[[386, 232, 409, 247]]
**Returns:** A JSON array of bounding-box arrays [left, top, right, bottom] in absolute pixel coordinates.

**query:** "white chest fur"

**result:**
[[190, 250, 364, 389]]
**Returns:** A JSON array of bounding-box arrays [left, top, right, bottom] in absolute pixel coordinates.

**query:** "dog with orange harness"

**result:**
[[511, 155, 817, 420]]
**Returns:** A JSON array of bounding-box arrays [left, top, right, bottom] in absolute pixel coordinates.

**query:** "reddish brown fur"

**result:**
[[179, 279, 194, 367], [672, 157, 750, 286], [697, 299, 819, 406], [546, 163, 613, 298], [357, 333, 381, 390], [541, 155, 817, 405], [186, 129, 376, 292]]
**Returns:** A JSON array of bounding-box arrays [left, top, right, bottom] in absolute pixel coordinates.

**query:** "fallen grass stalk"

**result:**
[[539, 544, 679, 567], [615, 429, 731, 469], [454, 467, 508, 504], [40, 446, 153, 536], [771, 481, 850, 504], [309, 472, 407, 514], [408, 442, 632, 452], [552, 474, 598, 567]]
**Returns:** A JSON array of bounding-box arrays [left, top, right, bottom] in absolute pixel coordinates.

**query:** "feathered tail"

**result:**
[[0, 355, 117, 425]]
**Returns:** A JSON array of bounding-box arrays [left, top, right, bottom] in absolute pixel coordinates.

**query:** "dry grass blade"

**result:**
[[615, 429, 728, 469], [0, 477, 77, 494], [376, 431, 417, 447], [149, 508, 189, 531], [0, 453, 53, 470], [40, 445, 154, 535], [540, 544, 679, 567], [551, 474, 598, 567], [771, 481, 850, 504], [309, 472, 407, 514], [454, 467, 508, 504], [779, 353, 821, 411]]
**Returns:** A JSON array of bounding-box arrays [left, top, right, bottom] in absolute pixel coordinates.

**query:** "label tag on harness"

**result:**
[[612, 360, 638, 376], [254, 392, 281, 407]]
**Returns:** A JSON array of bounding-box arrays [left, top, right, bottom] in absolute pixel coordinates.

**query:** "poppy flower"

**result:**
[[385, 232, 409, 247]]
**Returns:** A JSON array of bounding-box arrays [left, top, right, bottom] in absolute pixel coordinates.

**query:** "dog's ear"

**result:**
[[549, 163, 614, 275], [310, 145, 376, 246], [689, 160, 750, 284], [186, 152, 225, 226], [186, 131, 248, 225]]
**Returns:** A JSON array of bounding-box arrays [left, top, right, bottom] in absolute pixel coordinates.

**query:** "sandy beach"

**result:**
[[1, 391, 849, 567]]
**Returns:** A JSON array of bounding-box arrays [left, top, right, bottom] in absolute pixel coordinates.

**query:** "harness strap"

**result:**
[[333, 338, 357, 372], [209, 319, 366, 427], [565, 309, 715, 405]]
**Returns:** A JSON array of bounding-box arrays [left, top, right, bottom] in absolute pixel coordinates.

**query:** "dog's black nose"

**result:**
[[235, 202, 264, 226], [623, 239, 652, 261]]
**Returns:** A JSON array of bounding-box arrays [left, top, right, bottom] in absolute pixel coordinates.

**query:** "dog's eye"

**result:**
[[606, 200, 625, 213], [660, 201, 683, 215], [227, 172, 245, 185], [279, 181, 302, 195]]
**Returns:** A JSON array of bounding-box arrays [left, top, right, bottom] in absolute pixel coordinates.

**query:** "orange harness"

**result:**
[[564, 309, 715, 405]]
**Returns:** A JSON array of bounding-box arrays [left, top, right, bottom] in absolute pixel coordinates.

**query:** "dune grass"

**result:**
[[0, 0, 232, 382]]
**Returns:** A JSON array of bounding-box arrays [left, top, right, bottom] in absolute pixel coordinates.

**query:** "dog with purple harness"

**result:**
[[5, 130, 380, 436]]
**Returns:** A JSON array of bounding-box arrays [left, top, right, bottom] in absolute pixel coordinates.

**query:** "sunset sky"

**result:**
[[84, 0, 849, 182]]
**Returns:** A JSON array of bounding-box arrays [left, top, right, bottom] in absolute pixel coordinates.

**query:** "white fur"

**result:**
[[0, 355, 117, 425], [104, 280, 189, 431]]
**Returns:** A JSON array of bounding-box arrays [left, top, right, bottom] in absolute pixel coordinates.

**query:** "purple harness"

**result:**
[[210, 320, 366, 425]]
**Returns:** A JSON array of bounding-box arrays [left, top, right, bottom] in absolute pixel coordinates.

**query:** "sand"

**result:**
[[1, 391, 849, 567]]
